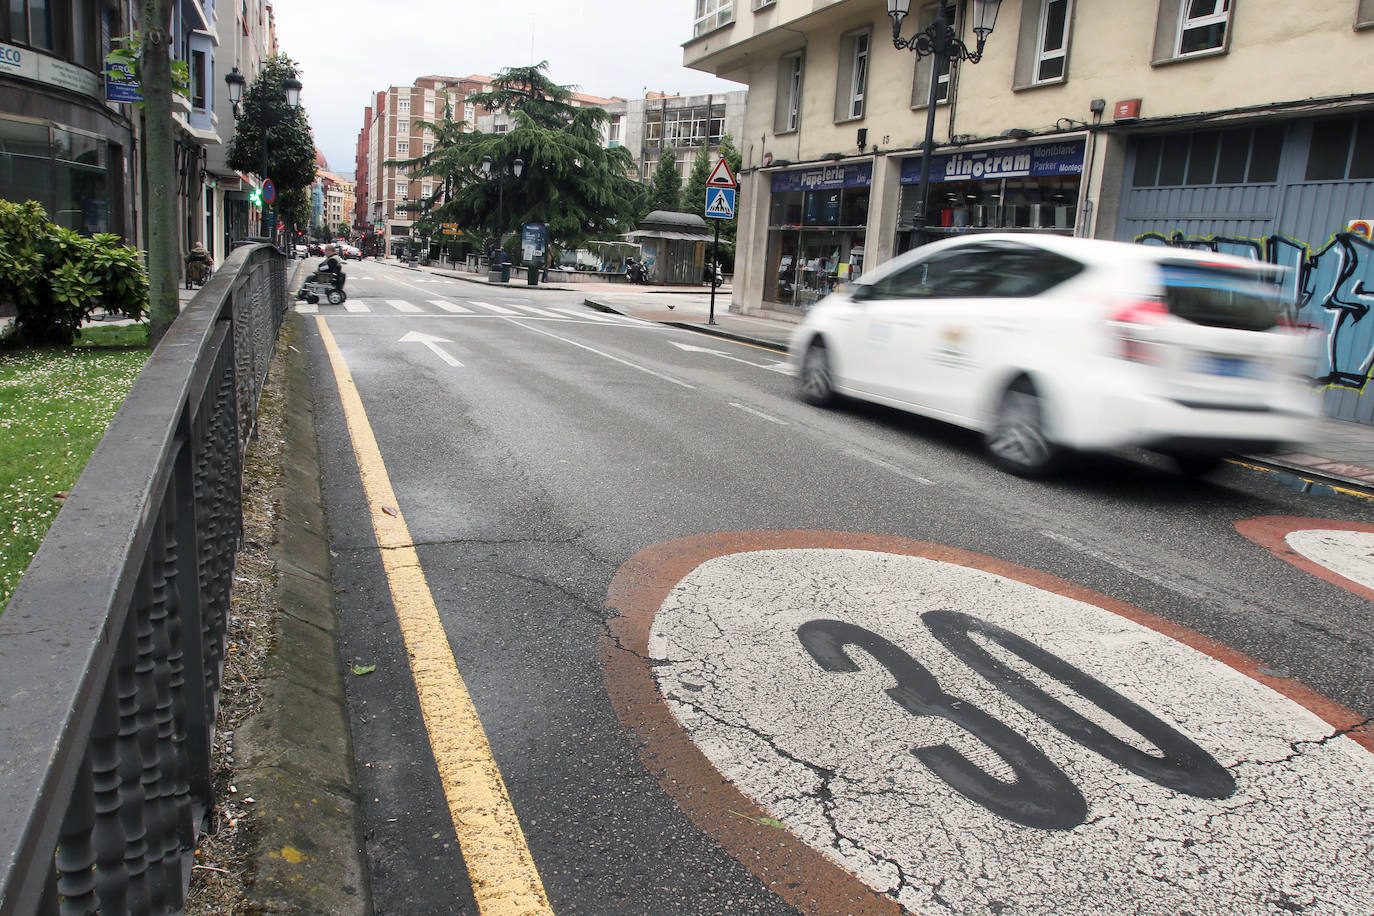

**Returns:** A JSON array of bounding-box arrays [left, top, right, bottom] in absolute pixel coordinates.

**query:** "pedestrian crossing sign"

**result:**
[[705, 187, 736, 220]]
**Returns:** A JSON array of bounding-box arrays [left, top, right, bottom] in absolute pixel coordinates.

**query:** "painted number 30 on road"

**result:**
[[607, 532, 1374, 916]]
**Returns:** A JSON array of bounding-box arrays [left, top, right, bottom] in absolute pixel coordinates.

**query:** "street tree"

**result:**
[[391, 62, 641, 258], [651, 148, 682, 213], [684, 145, 712, 218], [226, 55, 317, 240]]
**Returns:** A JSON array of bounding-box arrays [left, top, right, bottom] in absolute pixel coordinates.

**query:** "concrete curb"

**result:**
[[582, 297, 788, 353], [428, 266, 724, 295], [235, 310, 372, 915]]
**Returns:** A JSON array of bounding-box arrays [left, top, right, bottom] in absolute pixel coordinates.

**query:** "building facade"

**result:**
[[601, 89, 747, 183], [684, 0, 1374, 356], [359, 75, 504, 256]]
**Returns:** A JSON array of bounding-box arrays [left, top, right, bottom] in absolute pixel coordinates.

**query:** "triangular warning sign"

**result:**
[[706, 157, 737, 188], [706, 189, 734, 216]]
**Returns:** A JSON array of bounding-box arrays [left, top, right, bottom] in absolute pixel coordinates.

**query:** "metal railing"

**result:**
[[0, 243, 288, 916]]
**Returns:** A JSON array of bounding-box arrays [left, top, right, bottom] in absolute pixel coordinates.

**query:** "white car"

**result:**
[[337, 243, 361, 260], [790, 234, 1319, 477]]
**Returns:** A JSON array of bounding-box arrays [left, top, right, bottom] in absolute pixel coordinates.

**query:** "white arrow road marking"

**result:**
[[386, 299, 423, 313], [399, 331, 462, 367], [669, 340, 786, 370], [647, 546, 1374, 916], [430, 300, 472, 313]]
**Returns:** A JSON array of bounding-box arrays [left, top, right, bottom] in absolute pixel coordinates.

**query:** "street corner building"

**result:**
[[1, 0, 281, 268], [684, 0, 1374, 421]]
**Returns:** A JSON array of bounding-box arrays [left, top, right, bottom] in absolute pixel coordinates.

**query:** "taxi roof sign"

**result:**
[[706, 157, 737, 188]]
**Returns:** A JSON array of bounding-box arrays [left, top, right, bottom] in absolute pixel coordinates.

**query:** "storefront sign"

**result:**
[[901, 140, 1085, 184], [770, 161, 872, 193], [1, 42, 100, 99]]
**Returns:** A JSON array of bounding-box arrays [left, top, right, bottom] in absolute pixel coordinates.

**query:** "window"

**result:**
[[1178, 0, 1230, 55], [1153, 0, 1232, 63], [1360, 0, 1374, 29], [775, 51, 803, 133], [421, 181, 432, 197], [190, 49, 207, 108], [422, 140, 433, 155], [464, 103, 474, 122], [835, 30, 870, 121], [4, 0, 98, 68], [694, 0, 733, 37], [753, 0, 775, 8], [1131, 126, 1284, 188], [398, 119, 409, 134], [1306, 116, 1374, 181], [1034, 0, 1071, 83], [397, 140, 408, 155], [911, 3, 955, 108]]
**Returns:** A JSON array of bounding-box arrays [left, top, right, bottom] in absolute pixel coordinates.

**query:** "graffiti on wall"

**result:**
[[1136, 230, 1374, 390]]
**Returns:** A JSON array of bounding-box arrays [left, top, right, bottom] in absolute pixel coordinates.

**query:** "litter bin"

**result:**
[[501, 264, 511, 283], [526, 265, 539, 286]]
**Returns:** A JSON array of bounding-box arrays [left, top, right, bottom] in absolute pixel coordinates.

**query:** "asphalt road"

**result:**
[[303, 259, 1374, 916]]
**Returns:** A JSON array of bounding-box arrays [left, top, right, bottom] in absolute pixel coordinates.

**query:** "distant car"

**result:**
[[338, 243, 361, 260], [308, 243, 324, 256], [293, 244, 308, 258], [790, 234, 1320, 477]]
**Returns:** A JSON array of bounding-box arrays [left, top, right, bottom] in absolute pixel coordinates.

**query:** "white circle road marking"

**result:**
[[1285, 529, 1374, 589], [607, 533, 1374, 916], [1236, 517, 1374, 601]]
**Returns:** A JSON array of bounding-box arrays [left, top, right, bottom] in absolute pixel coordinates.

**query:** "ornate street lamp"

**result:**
[[225, 66, 304, 240], [888, 0, 1001, 247], [480, 154, 525, 281]]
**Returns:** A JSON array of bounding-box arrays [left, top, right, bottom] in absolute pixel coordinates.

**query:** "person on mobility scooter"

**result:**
[[296, 244, 348, 304]]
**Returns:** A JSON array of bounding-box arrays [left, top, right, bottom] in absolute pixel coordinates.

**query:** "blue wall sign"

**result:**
[[770, 161, 873, 193], [900, 140, 1085, 185], [104, 62, 143, 103]]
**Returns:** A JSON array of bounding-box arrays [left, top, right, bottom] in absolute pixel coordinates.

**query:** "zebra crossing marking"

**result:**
[[467, 300, 520, 315], [343, 301, 371, 313], [386, 299, 424, 313], [430, 300, 473, 313]]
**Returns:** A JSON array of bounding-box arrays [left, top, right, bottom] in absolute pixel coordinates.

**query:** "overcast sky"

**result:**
[[273, 0, 745, 178]]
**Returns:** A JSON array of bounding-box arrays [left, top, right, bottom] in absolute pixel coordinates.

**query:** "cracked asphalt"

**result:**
[[304, 262, 1374, 915]]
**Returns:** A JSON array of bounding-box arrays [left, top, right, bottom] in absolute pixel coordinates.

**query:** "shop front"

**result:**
[[764, 161, 871, 311], [896, 138, 1085, 252]]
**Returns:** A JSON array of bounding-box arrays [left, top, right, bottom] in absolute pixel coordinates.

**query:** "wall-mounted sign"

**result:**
[[899, 139, 1085, 185], [0, 41, 100, 99], [105, 61, 142, 103], [769, 161, 873, 193]]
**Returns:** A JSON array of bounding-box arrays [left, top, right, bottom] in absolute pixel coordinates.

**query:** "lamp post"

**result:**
[[225, 66, 303, 241], [888, 0, 1001, 248], [480, 154, 524, 282]]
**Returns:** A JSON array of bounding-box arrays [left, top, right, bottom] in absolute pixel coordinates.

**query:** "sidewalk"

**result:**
[[407, 259, 1374, 498]]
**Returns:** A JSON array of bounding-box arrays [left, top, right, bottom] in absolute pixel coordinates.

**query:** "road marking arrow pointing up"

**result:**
[[400, 331, 463, 367]]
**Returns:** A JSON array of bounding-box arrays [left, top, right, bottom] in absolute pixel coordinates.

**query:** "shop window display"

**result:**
[[767, 185, 868, 310]]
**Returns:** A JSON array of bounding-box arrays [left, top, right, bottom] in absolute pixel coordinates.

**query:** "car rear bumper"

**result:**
[[1053, 379, 1320, 456]]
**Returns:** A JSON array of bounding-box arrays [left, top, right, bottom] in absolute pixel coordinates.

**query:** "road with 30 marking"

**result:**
[[303, 260, 1374, 916]]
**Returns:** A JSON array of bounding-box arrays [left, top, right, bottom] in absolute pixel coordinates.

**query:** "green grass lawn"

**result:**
[[0, 324, 150, 611]]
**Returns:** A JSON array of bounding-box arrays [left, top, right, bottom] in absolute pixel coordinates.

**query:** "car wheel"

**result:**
[[326, 289, 344, 305], [799, 342, 836, 407], [986, 378, 1059, 477], [1167, 453, 1224, 477]]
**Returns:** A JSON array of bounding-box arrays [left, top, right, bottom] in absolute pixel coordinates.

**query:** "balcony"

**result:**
[[683, 0, 852, 79]]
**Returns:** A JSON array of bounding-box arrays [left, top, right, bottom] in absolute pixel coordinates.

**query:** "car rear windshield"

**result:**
[[1156, 262, 1281, 331]]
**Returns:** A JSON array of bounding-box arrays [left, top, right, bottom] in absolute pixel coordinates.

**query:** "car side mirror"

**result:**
[[850, 283, 875, 302]]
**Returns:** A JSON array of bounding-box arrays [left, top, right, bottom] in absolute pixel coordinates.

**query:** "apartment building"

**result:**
[[202, 0, 280, 262], [357, 75, 506, 255], [684, 0, 1374, 319], [601, 89, 748, 183]]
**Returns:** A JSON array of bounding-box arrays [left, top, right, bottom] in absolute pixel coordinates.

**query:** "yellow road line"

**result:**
[[315, 317, 554, 915]]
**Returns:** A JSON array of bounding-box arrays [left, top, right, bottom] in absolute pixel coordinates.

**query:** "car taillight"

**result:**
[[1108, 298, 1168, 363]]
